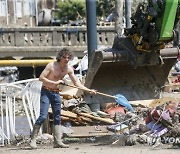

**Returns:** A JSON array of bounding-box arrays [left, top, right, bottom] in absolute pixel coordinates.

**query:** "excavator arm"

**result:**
[[124, 0, 180, 52], [83, 0, 180, 111]]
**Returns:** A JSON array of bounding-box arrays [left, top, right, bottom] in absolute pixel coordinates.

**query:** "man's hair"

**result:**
[[56, 48, 74, 62]]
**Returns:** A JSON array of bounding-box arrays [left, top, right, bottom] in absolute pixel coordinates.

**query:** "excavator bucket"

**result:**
[[82, 0, 180, 111], [83, 36, 178, 111]]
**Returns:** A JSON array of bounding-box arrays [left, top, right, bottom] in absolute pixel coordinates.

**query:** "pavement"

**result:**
[[0, 143, 179, 154]]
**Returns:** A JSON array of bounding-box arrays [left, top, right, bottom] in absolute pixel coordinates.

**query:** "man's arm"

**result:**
[[68, 67, 96, 94]]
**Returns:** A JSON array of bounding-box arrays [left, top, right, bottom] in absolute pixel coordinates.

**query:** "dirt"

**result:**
[[0, 142, 179, 154]]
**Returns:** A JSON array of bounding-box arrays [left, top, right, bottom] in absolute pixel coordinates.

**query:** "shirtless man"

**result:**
[[30, 48, 96, 149]]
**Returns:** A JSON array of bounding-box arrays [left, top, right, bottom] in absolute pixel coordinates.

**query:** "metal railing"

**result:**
[[0, 79, 41, 146]]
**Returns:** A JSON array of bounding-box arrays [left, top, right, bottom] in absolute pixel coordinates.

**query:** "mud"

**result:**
[[0, 143, 179, 154]]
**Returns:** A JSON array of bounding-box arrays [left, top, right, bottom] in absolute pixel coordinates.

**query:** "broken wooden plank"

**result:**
[[49, 108, 77, 118], [80, 116, 93, 123], [61, 110, 77, 118], [49, 109, 114, 124], [61, 116, 71, 121], [77, 112, 115, 124], [67, 126, 114, 138]]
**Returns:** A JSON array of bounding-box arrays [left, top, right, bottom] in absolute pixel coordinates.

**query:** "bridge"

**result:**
[[0, 26, 115, 61]]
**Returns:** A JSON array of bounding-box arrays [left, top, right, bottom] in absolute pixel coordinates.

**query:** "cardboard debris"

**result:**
[[149, 97, 179, 108]]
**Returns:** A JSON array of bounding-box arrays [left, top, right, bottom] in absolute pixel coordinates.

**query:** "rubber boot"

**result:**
[[29, 124, 41, 149], [53, 125, 69, 148]]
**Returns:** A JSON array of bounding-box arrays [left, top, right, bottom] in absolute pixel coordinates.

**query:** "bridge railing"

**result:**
[[0, 26, 115, 59]]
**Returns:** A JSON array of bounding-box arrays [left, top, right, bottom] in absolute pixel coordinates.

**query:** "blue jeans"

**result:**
[[35, 87, 61, 125]]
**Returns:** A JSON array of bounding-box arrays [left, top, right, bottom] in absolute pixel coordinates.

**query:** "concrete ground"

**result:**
[[0, 143, 179, 154]]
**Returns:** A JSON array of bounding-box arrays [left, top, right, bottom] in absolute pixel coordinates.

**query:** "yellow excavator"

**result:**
[[83, 0, 180, 111]]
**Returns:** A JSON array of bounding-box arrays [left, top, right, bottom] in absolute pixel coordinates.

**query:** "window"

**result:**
[[30, 0, 36, 16], [23, 0, 36, 16], [0, 0, 6, 16], [24, 0, 30, 16], [16, 0, 22, 18]]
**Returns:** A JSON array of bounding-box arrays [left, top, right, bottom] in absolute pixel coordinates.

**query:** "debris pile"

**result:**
[[165, 60, 180, 92], [0, 66, 19, 83], [47, 93, 180, 148]]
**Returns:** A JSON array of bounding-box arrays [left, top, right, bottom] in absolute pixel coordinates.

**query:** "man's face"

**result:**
[[61, 54, 71, 64]]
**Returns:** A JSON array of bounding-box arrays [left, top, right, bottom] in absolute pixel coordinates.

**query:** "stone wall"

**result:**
[[0, 26, 115, 59]]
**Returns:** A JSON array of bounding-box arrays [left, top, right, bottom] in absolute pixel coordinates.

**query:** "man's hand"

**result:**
[[89, 89, 97, 94], [55, 80, 65, 85]]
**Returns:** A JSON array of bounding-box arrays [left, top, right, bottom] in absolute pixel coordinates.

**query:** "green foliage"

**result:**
[[56, 0, 115, 23], [55, 0, 146, 23], [57, 0, 86, 23], [96, 0, 115, 17]]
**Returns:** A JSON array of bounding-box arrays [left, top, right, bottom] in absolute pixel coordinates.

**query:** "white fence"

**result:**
[[0, 78, 41, 146]]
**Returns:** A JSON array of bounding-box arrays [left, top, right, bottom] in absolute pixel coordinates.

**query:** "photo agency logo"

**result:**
[[147, 136, 180, 145]]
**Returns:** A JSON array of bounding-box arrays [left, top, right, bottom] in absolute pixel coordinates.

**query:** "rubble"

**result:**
[[0, 66, 19, 83], [1, 86, 179, 150], [44, 92, 180, 149]]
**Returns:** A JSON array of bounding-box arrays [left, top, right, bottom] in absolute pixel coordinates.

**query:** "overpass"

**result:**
[[0, 26, 115, 62]]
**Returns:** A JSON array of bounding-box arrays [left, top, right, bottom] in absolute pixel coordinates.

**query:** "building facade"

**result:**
[[0, 0, 56, 27]]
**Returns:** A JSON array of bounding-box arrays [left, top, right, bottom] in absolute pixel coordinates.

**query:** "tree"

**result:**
[[56, 0, 86, 23], [56, 0, 115, 23], [55, 0, 146, 24], [96, 0, 115, 19]]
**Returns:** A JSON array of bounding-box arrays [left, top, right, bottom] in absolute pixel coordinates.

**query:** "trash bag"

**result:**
[[115, 94, 134, 112]]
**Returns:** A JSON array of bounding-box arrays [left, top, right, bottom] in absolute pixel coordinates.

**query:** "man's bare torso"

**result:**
[[42, 61, 70, 89]]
